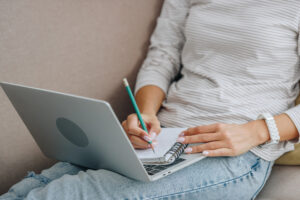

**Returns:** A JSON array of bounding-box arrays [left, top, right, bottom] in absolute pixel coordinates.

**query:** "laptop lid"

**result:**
[[0, 82, 150, 182]]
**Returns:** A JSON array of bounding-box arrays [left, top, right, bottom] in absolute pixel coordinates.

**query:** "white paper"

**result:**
[[135, 128, 186, 160]]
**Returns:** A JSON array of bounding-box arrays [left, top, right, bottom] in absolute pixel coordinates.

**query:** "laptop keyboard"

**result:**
[[144, 158, 185, 175]]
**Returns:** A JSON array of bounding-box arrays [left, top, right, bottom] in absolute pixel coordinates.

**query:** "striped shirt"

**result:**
[[134, 0, 300, 161]]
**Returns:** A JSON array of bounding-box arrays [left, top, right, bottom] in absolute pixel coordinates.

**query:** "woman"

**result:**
[[1, 0, 300, 199]]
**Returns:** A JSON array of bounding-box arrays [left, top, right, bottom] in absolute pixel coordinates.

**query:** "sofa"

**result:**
[[0, 0, 300, 199]]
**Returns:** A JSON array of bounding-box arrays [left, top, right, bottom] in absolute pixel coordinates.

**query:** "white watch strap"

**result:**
[[257, 113, 280, 145]]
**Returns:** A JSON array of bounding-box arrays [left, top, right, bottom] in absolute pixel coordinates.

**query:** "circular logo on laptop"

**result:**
[[56, 117, 89, 147]]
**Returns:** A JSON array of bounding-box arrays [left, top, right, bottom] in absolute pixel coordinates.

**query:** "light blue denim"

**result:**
[[0, 151, 273, 200]]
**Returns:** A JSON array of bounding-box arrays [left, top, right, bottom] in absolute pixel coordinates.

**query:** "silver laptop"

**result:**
[[0, 82, 205, 181]]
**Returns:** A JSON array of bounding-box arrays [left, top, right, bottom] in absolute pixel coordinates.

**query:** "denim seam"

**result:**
[[146, 158, 261, 200], [251, 161, 272, 200]]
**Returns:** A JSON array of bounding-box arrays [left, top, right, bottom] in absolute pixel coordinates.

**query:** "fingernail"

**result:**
[[184, 147, 192, 153], [203, 151, 209, 156], [143, 136, 152, 142], [176, 137, 185, 143], [147, 144, 151, 148], [150, 132, 157, 139], [179, 132, 185, 137]]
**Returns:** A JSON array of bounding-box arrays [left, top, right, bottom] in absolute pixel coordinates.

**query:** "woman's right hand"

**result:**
[[122, 113, 161, 149]]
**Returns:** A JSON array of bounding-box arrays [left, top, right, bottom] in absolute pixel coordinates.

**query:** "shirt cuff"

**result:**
[[284, 104, 300, 143], [134, 69, 171, 96]]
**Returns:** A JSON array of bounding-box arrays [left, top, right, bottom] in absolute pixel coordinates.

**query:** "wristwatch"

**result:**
[[257, 113, 280, 146]]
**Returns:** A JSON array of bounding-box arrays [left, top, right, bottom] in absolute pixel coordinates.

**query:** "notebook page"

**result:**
[[135, 128, 186, 160]]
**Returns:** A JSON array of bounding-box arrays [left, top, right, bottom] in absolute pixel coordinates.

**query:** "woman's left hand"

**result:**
[[177, 121, 270, 157]]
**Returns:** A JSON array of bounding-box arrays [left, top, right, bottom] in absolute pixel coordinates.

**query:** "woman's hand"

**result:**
[[177, 121, 270, 157], [122, 113, 161, 149]]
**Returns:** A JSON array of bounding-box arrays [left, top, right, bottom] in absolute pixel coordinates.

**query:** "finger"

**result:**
[[130, 135, 149, 148], [127, 114, 151, 138], [177, 133, 221, 144], [125, 123, 149, 141], [126, 114, 139, 130], [122, 120, 128, 131], [127, 127, 151, 141], [133, 144, 149, 149], [183, 123, 223, 136], [132, 140, 158, 149], [202, 148, 232, 157], [122, 121, 132, 139], [133, 142, 158, 149], [149, 122, 161, 139], [184, 141, 226, 154]]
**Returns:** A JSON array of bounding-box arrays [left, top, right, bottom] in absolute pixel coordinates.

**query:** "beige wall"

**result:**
[[0, 0, 163, 194]]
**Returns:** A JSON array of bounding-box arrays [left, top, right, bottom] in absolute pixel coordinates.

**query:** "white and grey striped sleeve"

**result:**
[[134, 0, 190, 95], [284, 25, 300, 143]]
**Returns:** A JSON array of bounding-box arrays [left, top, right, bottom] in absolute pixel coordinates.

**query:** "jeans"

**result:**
[[0, 151, 273, 200]]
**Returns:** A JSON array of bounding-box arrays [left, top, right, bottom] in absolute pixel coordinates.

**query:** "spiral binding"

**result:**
[[164, 142, 188, 163]]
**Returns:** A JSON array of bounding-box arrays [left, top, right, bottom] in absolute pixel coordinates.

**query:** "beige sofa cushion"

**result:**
[[257, 165, 300, 200], [0, 0, 163, 194]]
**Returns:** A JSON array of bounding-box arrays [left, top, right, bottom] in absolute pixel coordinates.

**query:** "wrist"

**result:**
[[140, 110, 157, 116], [246, 120, 270, 145], [138, 103, 157, 116]]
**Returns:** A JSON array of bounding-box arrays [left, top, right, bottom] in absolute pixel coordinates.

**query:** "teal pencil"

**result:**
[[123, 78, 155, 154]]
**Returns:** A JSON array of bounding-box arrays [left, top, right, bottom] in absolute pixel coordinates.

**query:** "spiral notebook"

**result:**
[[135, 128, 188, 165]]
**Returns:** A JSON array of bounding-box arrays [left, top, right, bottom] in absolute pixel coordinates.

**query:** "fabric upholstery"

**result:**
[[0, 0, 299, 198], [256, 165, 300, 200], [0, 0, 163, 194], [276, 144, 300, 165]]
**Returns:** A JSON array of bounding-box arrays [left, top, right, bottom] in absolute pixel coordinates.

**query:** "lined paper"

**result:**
[[135, 128, 186, 160]]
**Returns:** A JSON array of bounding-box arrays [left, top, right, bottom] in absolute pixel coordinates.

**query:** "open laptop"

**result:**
[[0, 82, 205, 181]]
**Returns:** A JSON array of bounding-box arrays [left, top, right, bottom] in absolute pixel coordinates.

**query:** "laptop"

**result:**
[[0, 82, 205, 181]]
